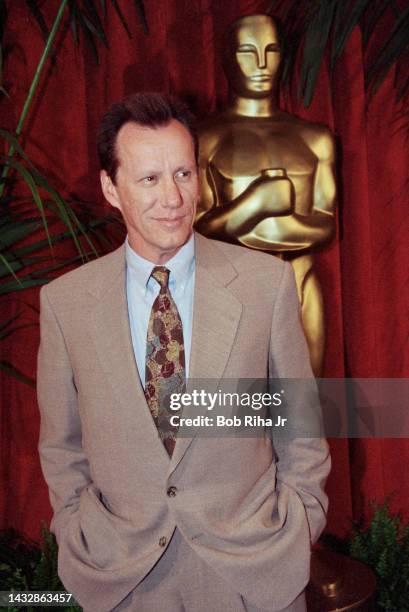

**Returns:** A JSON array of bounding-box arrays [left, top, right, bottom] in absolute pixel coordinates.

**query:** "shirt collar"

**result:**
[[125, 233, 195, 294]]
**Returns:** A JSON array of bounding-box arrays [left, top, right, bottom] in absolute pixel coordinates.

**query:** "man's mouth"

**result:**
[[154, 216, 186, 227]]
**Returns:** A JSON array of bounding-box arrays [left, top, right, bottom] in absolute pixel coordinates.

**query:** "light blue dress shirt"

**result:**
[[125, 234, 195, 388]]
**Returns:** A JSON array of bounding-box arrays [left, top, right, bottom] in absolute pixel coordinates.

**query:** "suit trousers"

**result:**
[[108, 528, 307, 612]]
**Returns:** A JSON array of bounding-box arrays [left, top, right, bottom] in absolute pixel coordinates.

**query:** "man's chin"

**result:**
[[155, 227, 193, 252]]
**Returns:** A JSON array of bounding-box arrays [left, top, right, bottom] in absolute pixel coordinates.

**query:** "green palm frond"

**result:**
[[366, 5, 409, 101], [70, 0, 108, 62], [0, 361, 35, 387], [0, 220, 40, 252], [0, 190, 117, 294], [267, 0, 312, 91], [131, 0, 148, 34], [111, 0, 132, 37], [0, 129, 103, 270], [299, 0, 338, 107], [269, 0, 409, 107], [25, 0, 148, 62], [0, 258, 82, 294], [331, 0, 372, 69], [26, 0, 49, 40], [1, 157, 53, 252], [0, 253, 23, 287], [361, 0, 390, 46], [0, 255, 53, 279], [0, 321, 37, 342], [0, 311, 38, 387], [31, 170, 91, 259], [0, 2, 129, 386]]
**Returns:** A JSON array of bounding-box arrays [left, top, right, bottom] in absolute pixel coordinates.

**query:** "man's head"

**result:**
[[223, 14, 281, 98], [98, 93, 199, 264]]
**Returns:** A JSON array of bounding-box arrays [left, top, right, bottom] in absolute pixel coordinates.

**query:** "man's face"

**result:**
[[226, 17, 281, 97], [101, 120, 199, 264]]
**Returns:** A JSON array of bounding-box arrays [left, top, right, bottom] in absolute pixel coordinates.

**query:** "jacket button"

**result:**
[[159, 536, 167, 547], [167, 486, 178, 497]]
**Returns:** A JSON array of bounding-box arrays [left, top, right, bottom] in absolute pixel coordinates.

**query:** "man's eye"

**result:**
[[142, 176, 157, 185], [175, 170, 191, 180]]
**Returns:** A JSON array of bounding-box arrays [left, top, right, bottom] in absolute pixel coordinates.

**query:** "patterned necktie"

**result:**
[[144, 266, 185, 457]]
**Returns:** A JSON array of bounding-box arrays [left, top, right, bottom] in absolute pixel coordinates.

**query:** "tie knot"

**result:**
[[151, 266, 170, 289]]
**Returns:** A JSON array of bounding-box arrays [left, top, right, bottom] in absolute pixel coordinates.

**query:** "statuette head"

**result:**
[[223, 14, 281, 98]]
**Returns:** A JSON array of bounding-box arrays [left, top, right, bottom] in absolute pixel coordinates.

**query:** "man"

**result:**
[[37, 92, 330, 612]]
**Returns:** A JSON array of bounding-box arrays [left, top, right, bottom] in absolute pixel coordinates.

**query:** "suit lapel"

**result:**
[[169, 233, 242, 472], [89, 246, 170, 471]]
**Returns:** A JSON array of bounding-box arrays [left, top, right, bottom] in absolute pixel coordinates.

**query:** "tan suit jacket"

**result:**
[[37, 232, 330, 611]]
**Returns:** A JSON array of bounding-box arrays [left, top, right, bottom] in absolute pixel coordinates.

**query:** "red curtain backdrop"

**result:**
[[1, 0, 408, 542]]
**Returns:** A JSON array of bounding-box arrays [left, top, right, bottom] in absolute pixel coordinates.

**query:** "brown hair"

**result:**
[[97, 92, 198, 183]]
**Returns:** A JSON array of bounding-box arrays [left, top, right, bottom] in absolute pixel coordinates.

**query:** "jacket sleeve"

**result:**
[[37, 284, 92, 543], [268, 262, 331, 544]]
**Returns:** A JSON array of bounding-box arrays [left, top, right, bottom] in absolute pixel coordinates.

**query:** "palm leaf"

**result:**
[[331, 0, 372, 69], [25, 0, 49, 40], [0, 253, 23, 287], [63, 204, 100, 257], [0, 128, 34, 163], [0, 298, 38, 319], [0, 0, 69, 199], [0, 41, 8, 98], [7, 216, 110, 261], [0, 206, 114, 290], [268, 0, 314, 92], [0, 254, 54, 279], [0, 277, 51, 294], [1, 157, 53, 252], [0, 255, 84, 294], [268, 0, 408, 107], [80, 0, 109, 48], [51, 0, 149, 61], [83, 0, 108, 46], [32, 171, 97, 258], [0, 311, 25, 334], [131, 0, 148, 34], [299, 0, 338, 107], [0, 322, 37, 342], [366, 5, 409, 99], [361, 0, 390, 46], [0, 220, 40, 250], [0, 361, 35, 387], [0, 130, 100, 260], [70, 2, 102, 61], [0, 249, 82, 278], [0, 312, 37, 387], [111, 0, 132, 38], [69, 1, 79, 44]]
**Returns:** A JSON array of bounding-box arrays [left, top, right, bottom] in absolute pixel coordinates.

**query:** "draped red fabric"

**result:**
[[1, 1, 408, 542]]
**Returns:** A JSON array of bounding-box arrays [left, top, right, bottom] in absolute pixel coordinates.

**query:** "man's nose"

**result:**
[[161, 178, 183, 207]]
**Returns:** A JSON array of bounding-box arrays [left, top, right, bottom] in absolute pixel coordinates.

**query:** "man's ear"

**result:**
[[100, 170, 121, 210]]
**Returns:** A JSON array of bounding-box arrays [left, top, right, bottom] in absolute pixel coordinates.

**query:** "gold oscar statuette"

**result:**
[[195, 14, 336, 376]]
